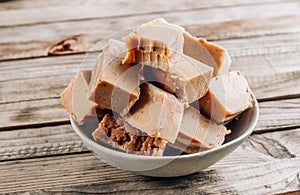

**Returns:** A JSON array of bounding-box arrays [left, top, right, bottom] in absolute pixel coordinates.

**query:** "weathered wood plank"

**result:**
[[7, 2, 296, 43], [0, 53, 85, 82], [0, 2, 299, 60], [1, 0, 293, 27], [0, 125, 85, 161], [35, 158, 300, 195], [0, 74, 73, 103], [0, 0, 295, 11], [255, 98, 300, 133], [0, 54, 84, 104], [0, 98, 69, 130], [249, 129, 300, 159], [1, 128, 299, 194], [231, 50, 300, 100], [186, 15, 300, 41], [224, 32, 300, 58], [0, 0, 92, 11]]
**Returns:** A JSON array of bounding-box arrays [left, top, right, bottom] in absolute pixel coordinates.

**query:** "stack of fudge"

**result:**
[[61, 18, 253, 156]]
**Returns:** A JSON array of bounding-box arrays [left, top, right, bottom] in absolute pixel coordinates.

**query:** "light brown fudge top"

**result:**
[[150, 54, 213, 104], [171, 54, 212, 82], [183, 33, 231, 76], [125, 18, 184, 65], [169, 55, 213, 102], [212, 71, 252, 112], [198, 71, 253, 124]]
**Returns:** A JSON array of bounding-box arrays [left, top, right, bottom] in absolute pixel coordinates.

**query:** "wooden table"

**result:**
[[1, 0, 300, 194]]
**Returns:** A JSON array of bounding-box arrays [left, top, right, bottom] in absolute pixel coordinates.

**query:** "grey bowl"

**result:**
[[71, 95, 259, 177]]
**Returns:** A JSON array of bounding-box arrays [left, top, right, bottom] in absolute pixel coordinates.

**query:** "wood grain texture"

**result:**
[[231, 51, 300, 100], [0, 125, 85, 161], [0, 54, 84, 104], [0, 2, 300, 60], [0, 0, 296, 11], [225, 32, 300, 58], [0, 54, 85, 83], [0, 98, 69, 130], [42, 158, 300, 195], [0, 0, 95, 11], [256, 98, 300, 133], [186, 15, 300, 41], [1, 128, 299, 194], [1, 0, 293, 27]]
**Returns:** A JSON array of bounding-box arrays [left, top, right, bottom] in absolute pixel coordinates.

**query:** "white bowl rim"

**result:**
[[71, 94, 259, 161]]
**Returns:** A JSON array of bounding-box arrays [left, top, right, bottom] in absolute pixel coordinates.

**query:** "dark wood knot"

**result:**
[[48, 35, 81, 56]]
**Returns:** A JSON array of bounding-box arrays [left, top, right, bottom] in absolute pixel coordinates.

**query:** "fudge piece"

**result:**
[[169, 107, 230, 153], [89, 39, 140, 116], [125, 18, 231, 76], [183, 33, 231, 76], [93, 114, 167, 156], [198, 71, 253, 124], [90, 39, 127, 81], [150, 54, 213, 104], [124, 37, 170, 71], [123, 18, 185, 70], [61, 70, 103, 124], [123, 83, 184, 143]]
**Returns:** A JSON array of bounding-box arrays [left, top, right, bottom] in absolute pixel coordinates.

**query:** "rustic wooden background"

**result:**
[[0, 0, 300, 194]]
